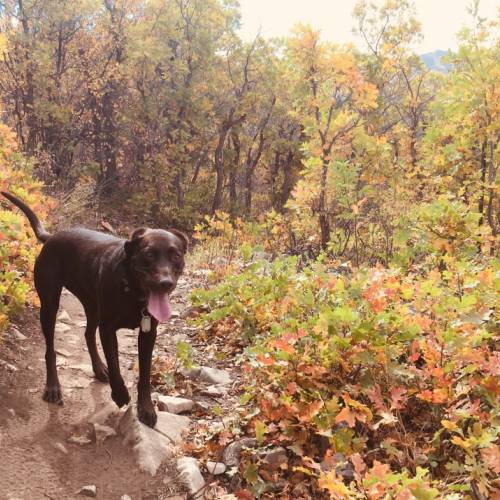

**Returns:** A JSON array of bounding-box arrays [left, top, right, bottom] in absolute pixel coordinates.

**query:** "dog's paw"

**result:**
[[111, 385, 130, 408], [138, 402, 157, 428], [43, 385, 63, 406], [93, 362, 109, 383]]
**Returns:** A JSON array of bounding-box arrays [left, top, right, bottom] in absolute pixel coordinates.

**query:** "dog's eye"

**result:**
[[170, 250, 181, 262]]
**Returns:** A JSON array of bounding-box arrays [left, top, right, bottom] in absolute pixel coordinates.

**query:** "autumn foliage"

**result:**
[[0, 124, 51, 331], [0, 0, 498, 497]]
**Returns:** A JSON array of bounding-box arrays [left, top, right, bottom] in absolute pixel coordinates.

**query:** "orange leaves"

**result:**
[[335, 393, 373, 427], [417, 388, 448, 404], [297, 400, 324, 423], [481, 445, 500, 474], [335, 406, 356, 427]]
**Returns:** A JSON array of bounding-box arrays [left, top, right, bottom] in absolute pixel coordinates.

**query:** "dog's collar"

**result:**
[[122, 257, 147, 303]]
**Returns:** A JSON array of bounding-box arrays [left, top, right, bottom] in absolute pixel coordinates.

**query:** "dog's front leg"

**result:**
[[99, 324, 130, 407], [137, 321, 158, 427]]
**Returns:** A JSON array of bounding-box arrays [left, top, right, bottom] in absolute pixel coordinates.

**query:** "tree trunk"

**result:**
[[318, 156, 330, 250], [211, 125, 230, 214], [280, 150, 295, 210]]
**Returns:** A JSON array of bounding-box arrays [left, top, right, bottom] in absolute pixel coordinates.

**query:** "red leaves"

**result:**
[[390, 387, 407, 411]]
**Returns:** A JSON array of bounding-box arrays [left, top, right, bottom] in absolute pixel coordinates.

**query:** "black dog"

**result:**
[[1, 191, 187, 427]]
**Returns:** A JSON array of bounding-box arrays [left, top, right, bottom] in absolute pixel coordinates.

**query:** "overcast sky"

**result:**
[[238, 0, 498, 53]]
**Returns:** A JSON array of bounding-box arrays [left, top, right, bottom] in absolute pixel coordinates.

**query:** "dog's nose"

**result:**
[[159, 278, 174, 291]]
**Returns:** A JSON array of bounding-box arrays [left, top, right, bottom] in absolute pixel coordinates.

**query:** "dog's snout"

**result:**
[[159, 278, 174, 291]]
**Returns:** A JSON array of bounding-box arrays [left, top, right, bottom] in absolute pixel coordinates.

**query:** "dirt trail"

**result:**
[[0, 288, 185, 500]]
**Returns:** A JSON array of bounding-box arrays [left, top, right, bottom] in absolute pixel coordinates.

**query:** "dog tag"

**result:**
[[141, 314, 151, 333]]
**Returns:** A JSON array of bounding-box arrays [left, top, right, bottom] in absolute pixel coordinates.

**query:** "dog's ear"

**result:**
[[124, 227, 148, 257], [168, 228, 189, 254]]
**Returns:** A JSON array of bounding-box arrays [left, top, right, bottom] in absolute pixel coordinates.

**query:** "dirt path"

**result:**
[[0, 288, 186, 500]]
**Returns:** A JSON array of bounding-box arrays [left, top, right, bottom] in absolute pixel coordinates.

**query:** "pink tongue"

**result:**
[[147, 292, 172, 322]]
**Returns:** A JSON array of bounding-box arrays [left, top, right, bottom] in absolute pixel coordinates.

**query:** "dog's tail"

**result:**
[[1, 191, 51, 243]]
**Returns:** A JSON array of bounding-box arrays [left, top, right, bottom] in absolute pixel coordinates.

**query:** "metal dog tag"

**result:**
[[141, 313, 151, 333]]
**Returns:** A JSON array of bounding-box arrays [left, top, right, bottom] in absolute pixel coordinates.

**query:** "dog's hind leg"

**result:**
[[82, 302, 109, 383], [35, 262, 63, 404]]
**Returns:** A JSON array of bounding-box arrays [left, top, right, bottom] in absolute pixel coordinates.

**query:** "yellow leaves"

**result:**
[[318, 470, 352, 498], [441, 420, 459, 432]]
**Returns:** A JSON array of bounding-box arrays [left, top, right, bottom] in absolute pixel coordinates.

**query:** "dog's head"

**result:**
[[124, 228, 188, 321]]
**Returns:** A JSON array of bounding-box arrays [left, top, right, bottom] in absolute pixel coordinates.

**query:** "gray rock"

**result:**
[[92, 423, 117, 443], [180, 366, 201, 379], [54, 442, 69, 454], [118, 406, 173, 476], [0, 360, 18, 372], [155, 411, 190, 443], [67, 434, 92, 446], [88, 402, 119, 425], [223, 438, 258, 467], [199, 366, 231, 385], [201, 385, 227, 397], [157, 395, 194, 414], [11, 327, 27, 341], [71, 363, 95, 378], [55, 322, 71, 333], [56, 348, 72, 357], [79, 485, 97, 497], [57, 310, 72, 323], [177, 457, 205, 498], [206, 461, 226, 475]]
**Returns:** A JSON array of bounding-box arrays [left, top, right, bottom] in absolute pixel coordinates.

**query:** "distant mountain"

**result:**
[[421, 50, 452, 73]]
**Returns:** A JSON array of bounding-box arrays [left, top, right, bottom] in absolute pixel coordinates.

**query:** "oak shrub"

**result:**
[[0, 124, 51, 331]]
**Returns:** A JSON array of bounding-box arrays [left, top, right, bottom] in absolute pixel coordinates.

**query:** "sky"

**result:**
[[238, 0, 499, 53]]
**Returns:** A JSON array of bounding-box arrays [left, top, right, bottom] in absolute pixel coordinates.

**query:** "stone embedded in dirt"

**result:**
[[65, 376, 91, 389], [155, 411, 190, 443], [180, 366, 201, 379], [223, 438, 258, 468], [56, 348, 72, 357], [75, 320, 87, 328], [88, 402, 119, 425], [7, 408, 16, 418], [177, 457, 205, 499], [55, 322, 71, 333], [71, 363, 95, 378], [118, 405, 173, 476], [201, 385, 227, 397], [199, 366, 231, 386], [92, 422, 117, 443], [120, 496, 132, 500], [1, 361, 18, 372], [10, 327, 27, 341], [57, 310, 72, 323], [193, 401, 211, 413], [206, 461, 226, 475], [68, 434, 92, 446], [54, 442, 69, 454], [79, 484, 97, 497], [157, 395, 194, 414]]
